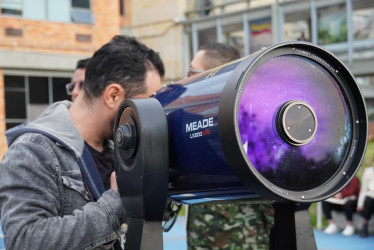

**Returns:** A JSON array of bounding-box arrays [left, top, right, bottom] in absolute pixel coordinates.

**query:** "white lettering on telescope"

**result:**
[[271, 185, 289, 196], [186, 117, 213, 132]]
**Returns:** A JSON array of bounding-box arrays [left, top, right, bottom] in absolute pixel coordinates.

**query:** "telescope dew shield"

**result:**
[[152, 41, 367, 204], [219, 43, 367, 202]]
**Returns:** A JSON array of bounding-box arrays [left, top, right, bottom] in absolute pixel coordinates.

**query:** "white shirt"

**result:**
[[358, 166, 374, 208]]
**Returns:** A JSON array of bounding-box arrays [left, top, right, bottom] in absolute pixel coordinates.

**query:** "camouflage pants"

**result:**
[[187, 203, 274, 250]]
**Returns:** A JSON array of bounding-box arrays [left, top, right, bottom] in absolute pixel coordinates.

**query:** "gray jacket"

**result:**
[[0, 101, 126, 249]]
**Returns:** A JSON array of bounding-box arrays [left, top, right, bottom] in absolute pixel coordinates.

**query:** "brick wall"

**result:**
[[131, 0, 185, 82], [0, 0, 121, 54], [120, 0, 131, 27]]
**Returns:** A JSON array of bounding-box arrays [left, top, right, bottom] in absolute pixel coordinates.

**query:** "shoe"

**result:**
[[324, 223, 338, 234], [360, 224, 369, 237], [342, 225, 354, 236]]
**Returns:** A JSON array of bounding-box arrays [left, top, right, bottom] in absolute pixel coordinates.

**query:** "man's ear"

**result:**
[[103, 83, 125, 109]]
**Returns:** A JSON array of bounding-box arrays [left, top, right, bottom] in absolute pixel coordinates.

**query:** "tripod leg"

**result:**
[[270, 203, 317, 250]]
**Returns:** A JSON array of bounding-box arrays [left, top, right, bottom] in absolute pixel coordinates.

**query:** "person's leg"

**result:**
[[342, 200, 356, 236], [360, 197, 374, 237], [322, 202, 338, 234], [322, 201, 333, 221]]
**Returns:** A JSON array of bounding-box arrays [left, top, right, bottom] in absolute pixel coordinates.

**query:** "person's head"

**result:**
[[66, 58, 90, 101], [83, 35, 164, 101], [188, 42, 240, 77], [74, 35, 164, 140]]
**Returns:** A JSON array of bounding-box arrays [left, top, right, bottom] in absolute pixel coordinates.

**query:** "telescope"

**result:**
[[114, 41, 367, 249]]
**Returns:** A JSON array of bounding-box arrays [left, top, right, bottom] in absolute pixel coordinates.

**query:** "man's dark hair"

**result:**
[[76, 58, 90, 69], [84, 35, 165, 99], [199, 42, 240, 69]]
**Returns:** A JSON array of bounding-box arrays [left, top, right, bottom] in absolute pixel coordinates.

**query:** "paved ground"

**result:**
[[1, 217, 373, 249]]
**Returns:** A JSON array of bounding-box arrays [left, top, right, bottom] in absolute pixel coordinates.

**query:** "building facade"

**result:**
[[0, 0, 129, 158], [0, 0, 373, 158], [182, 0, 374, 134]]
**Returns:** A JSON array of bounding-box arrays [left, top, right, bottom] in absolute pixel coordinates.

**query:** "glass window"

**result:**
[[48, 0, 70, 22], [198, 27, 217, 48], [72, 0, 90, 9], [4, 74, 72, 128], [356, 75, 374, 122], [29, 77, 49, 104], [71, 10, 95, 24], [1, 0, 22, 15], [284, 20, 310, 42], [5, 91, 26, 119], [222, 23, 245, 56], [353, 7, 374, 41], [23, 0, 47, 20], [28, 77, 49, 121], [318, 4, 347, 45], [283, 8, 311, 42], [53, 77, 71, 102], [71, 0, 93, 24], [4, 75, 24, 88], [4, 80, 26, 120], [249, 17, 272, 53]]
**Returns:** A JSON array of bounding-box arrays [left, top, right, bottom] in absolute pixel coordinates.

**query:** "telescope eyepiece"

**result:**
[[116, 123, 135, 150]]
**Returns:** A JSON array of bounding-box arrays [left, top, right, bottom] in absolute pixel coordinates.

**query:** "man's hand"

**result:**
[[333, 192, 343, 199], [110, 172, 118, 192]]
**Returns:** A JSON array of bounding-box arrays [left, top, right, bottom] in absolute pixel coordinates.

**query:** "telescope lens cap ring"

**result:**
[[277, 101, 317, 146]]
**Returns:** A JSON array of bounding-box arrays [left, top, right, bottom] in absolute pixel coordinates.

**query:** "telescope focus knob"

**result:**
[[116, 123, 135, 150]]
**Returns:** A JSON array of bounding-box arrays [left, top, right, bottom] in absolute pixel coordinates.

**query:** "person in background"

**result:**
[[0, 35, 164, 249], [357, 165, 374, 237], [186, 42, 274, 249], [322, 176, 360, 236], [65, 58, 90, 101]]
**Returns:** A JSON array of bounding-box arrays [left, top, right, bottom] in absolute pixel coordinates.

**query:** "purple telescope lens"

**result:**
[[238, 55, 351, 191]]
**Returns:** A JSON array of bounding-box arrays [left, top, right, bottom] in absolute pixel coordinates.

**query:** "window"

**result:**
[[4, 75, 72, 129], [1, 0, 93, 24], [283, 8, 311, 42], [4, 76, 26, 129], [1, 0, 22, 16], [72, 0, 90, 8], [71, 0, 94, 24], [53, 77, 71, 102], [222, 23, 245, 56], [198, 27, 217, 48], [318, 4, 347, 45], [48, 0, 71, 22], [356, 75, 374, 121]]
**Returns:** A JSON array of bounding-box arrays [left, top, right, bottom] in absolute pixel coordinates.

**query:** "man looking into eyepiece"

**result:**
[[0, 35, 164, 249], [66, 58, 90, 102], [186, 42, 274, 249]]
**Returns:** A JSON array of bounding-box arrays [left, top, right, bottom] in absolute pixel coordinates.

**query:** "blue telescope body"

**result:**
[[114, 42, 367, 206]]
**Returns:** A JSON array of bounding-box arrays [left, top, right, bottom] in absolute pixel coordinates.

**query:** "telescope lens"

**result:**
[[238, 55, 351, 191]]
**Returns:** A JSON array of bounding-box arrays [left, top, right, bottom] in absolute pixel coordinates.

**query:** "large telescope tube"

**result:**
[[115, 41, 367, 205]]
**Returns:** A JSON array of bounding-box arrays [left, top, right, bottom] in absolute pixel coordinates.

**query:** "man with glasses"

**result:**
[[66, 58, 90, 101]]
